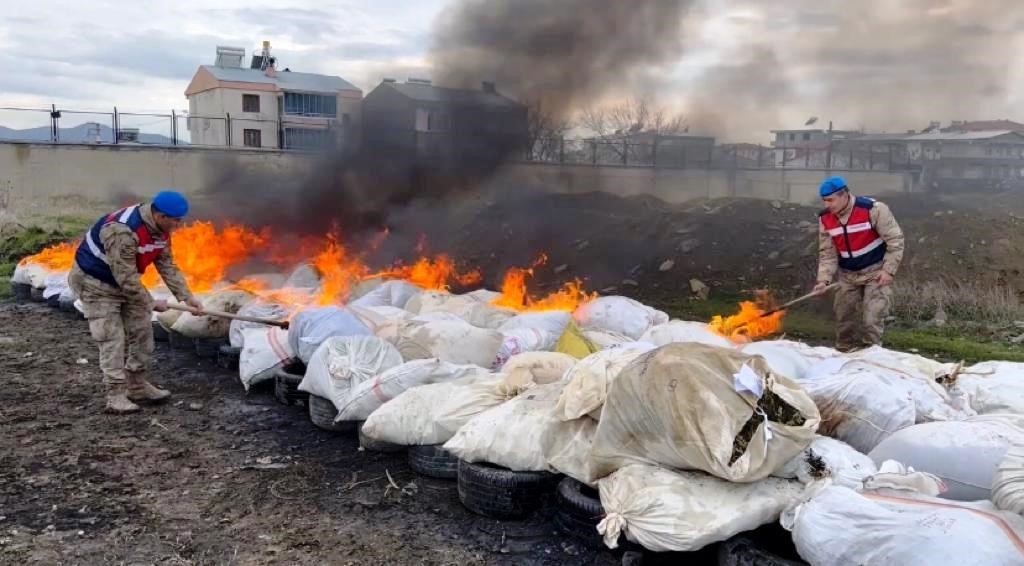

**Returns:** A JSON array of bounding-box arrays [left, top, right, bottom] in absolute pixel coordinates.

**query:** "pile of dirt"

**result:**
[[381, 189, 1024, 303]]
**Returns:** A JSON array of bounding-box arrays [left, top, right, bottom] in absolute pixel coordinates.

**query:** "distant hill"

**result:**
[[0, 122, 180, 145]]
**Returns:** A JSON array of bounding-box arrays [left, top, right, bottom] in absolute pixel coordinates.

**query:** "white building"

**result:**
[[184, 44, 362, 150]]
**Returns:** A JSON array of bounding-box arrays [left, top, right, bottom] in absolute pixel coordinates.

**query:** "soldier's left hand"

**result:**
[[876, 271, 894, 286]]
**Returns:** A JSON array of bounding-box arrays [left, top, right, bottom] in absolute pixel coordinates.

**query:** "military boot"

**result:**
[[106, 384, 141, 414], [127, 371, 172, 403]]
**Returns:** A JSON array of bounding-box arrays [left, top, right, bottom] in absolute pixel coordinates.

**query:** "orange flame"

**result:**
[[311, 233, 371, 305], [492, 254, 597, 312], [374, 254, 483, 291], [708, 301, 785, 343], [18, 241, 78, 270], [141, 222, 267, 292]]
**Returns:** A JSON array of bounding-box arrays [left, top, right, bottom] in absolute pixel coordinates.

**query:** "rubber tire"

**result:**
[[457, 460, 558, 519], [152, 321, 169, 342], [217, 345, 241, 370], [168, 330, 194, 351], [274, 366, 308, 407], [30, 286, 46, 302], [308, 394, 359, 432], [12, 282, 32, 301], [59, 297, 77, 314], [194, 337, 223, 359], [358, 424, 405, 453], [554, 477, 607, 549], [408, 444, 459, 480], [717, 536, 807, 566], [46, 294, 60, 308]]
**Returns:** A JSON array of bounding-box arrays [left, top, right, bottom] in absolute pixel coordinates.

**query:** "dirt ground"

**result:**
[[1, 301, 636, 566]]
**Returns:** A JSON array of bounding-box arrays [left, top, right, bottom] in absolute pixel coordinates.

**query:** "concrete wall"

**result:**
[[0, 141, 916, 224], [0, 142, 315, 223], [503, 162, 916, 205]]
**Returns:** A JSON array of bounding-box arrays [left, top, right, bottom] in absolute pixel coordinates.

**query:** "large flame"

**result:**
[[374, 254, 483, 291], [708, 301, 785, 343], [18, 241, 78, 270], [492, 254, 597, 312], [140, 222, 268, 292]]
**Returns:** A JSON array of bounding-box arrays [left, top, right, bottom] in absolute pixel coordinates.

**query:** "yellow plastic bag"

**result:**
[[555, 321, 600, 359]]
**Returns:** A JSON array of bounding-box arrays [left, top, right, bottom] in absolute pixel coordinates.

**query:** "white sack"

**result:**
[[284, 263, 320, 288], [298, 335, 403, 418], [501, 351, 576, 387], [868, 416, 1024, 501], [59, 283, 76, 302], [783, 485, 1024, 566], [334, 358, 488, 421], [229, 301, 294, 348], [573, 296, 668, 340], [361, 376, 507, 445], [348, 305, 413, 334], [640, 320, 734, 349], [288, 306, 372, 363], [742, 340, 836, 381], [348, 280, 422, 309], [590, 343, 821, 483], [392, 319, 503, 368], [958, 361, 1024, 415], [775, 435, 877, 489], [840, 347, 968, 422], [598, 465, 802, 552], [171, 290, 255, 339], [42, 272, 69, 300], [992, 442, 1024, 515], [583, 330, 633, 349], [239, 327, 295, 390], [12, 262, 52, 288], [444, 382, 598, 482], [554, 344, 655, 421], [797, 362, 916, 453]]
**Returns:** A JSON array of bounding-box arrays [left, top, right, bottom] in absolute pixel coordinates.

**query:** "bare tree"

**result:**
[[579, 96, 689, 163], [525, 98, 573, 162]]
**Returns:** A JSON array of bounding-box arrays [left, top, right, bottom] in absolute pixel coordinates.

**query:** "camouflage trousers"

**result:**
[[834, 264, 893, 351], [68, 265, 153, 387]]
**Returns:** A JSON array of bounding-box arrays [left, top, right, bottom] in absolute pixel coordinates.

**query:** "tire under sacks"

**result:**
[[152, 321, 169, 343], [12, 282, 32, 301], [457, 459, 558, 519], [358, 424, 405, 453], [554, 477, 606, 549], [308, 394, 359, 433], [168, 330, 194, 351], [408, 444, 459, 480], [194, 337, 224, 359], [274, 365, 308, 407], [217, 345, 241, 370]]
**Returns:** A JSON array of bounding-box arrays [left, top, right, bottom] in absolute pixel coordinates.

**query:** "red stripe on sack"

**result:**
[[863, 492, 1024, 555]]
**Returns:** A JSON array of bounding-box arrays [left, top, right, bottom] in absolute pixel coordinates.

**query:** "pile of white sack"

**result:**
[[31, 258, 1024, 563]]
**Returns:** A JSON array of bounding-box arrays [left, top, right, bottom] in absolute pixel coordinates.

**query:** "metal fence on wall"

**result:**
[[0, 104, 344, 150]]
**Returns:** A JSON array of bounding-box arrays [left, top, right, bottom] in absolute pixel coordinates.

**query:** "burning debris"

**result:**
[[708, 290, 786, 342]]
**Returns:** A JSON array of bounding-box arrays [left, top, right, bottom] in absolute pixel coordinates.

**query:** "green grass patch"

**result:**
[[650, 293, 1024, 364]]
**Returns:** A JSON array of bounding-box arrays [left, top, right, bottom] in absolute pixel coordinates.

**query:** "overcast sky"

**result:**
[[2, 0, 1022, 141]]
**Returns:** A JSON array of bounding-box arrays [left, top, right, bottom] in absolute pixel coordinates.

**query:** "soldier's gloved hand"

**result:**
[[185, 297, 204, 315], [153, 299, 169, 312]]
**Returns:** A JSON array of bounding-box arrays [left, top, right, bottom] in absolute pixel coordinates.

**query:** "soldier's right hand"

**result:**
[[153, 299, 169, 312], [812, 281, 830, 295]]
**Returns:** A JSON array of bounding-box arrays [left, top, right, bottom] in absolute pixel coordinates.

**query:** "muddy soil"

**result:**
[[1, 302, 632, 565]]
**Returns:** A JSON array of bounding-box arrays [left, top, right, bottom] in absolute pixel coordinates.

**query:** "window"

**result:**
[[283, 92, 337, 117], [242, 94, 260, 113], [427, 110, 451, 132], [243, 129, 261, 148], [284, 127, 332, 150], [788, 133, 796, 141], [802, 132, 811, 141]]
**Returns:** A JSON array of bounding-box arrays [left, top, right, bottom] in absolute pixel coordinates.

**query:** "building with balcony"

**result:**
[[184, 44, 362, 150]]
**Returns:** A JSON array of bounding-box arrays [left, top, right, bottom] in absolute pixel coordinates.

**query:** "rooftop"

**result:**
[[198, 65, 361, 94], [382, 81, 523, 108]]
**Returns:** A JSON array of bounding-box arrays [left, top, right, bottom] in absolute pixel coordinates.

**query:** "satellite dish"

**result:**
[[805, 116, 819, 126]]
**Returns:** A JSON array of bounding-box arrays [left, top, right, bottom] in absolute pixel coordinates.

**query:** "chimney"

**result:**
[[482, 81, 496, 94]]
